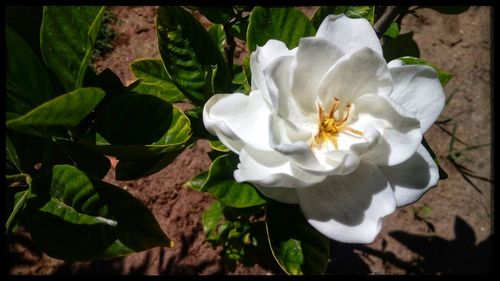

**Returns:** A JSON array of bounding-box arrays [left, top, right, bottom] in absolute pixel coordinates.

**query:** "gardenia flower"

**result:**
[[203, 14, 444, 243]]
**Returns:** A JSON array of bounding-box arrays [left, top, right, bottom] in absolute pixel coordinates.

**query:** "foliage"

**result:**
[[6, 5, 467, 274]]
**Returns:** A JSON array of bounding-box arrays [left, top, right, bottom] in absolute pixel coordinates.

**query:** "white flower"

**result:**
[[203, 14, 444, 243]]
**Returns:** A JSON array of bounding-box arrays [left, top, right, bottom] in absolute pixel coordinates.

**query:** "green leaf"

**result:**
[[41, 6, 106, 91], [398, 56, 453, 87], [6, 185, 31, 235], [6, 26, 53, 115], [6, 134, 22, 174], [94, 94, 179, 146], [311, 6, 376, 29], [202, 201, 224, 241], [266, 201, 330, 275], [95, 100, 192, 180], [50, 139, 111, 179], [157, 6, 231, 103], [184, 171, 209, 191], [209, 140, 230, 152], [7, 88, 106, 136], [422, 6, 470, 14], [208, 24, 226, 56], [383, 22, 400, 39], [382, 32, 420, 62], [201, 154, 267, 208], [6, 131, 45, 175], [247, 7, 316, 52], [25, 164, 173, 261], [129, 59, 186, 103]]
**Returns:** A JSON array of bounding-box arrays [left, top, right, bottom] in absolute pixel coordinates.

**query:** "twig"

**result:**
[[374, 6, 403, 38]]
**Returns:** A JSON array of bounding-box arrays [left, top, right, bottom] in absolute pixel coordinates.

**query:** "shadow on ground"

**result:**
[[326, 216, 491, 274]]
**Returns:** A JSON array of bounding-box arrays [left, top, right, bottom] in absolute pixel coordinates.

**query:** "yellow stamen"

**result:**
[[312, 98, 363, 149]]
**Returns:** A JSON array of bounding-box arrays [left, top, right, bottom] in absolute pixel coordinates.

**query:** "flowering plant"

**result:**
[[6, 6, 458, 274]]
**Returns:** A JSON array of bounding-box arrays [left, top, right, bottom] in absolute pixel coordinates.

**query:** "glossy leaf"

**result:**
[[184, 171, 209, 191], [208, 140, 230, 152], [7, 88, 105, 136], [266, 201, 330, 275], [129, 59, 186, 103], [95, 101, 192, 180], [247, 7, 316, 52], [6, 185, 31, 235], [201, 154, 267, 208], [382, 32, 420, 62], [383, 22, 400, 39], [311, 6, 375, 29], [41, 6, 106, 91], [25, 165, 172, 261], [6, 135, 22, 174], [6, 26, 53, 115], [157, 6, 231, 103], [398, 56, 453, 87], [95, 94, 177, 146], [49, 139, 111, 179], [202, 201, 224, 240], [208, 24, 226, 56]]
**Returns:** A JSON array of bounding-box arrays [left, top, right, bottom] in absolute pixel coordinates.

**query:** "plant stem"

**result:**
[[374, 6, 403, 38]]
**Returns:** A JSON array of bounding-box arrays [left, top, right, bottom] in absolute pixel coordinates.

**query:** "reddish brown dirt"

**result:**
[[8, 6, 492, 275]]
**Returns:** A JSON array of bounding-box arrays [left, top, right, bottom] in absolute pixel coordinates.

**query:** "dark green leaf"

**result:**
[[208, 24, 226, 56], [129, 59, 186, 103], [383, 22, 400, 39], [50, 139, 111, 179], [382, 32, 420, 62], [184, 171, 209, 191], [157, 6, 231, 103], [422, 6, 470, 14], [311, 6, 375, 29], [202, 154, 267, 208], [398, 56, 453, 87], [84, 68, 129, 101], [6, 26, 53, 115], [6, 185, 31, 235], [6, 131, 45, 175], [6, 135, 22, 174], [25, 164, 172, 261], [7, 88, 105, 136], [95, 102, 191, 180], [202, 201, 224, 240], [41, 6, 106, 91], [94, 94, 177, 146], [266, 201, 330, 275], [247, 7, 316, 52]]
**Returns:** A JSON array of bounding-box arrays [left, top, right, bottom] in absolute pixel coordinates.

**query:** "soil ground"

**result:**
[[7, 6, 492, 275]]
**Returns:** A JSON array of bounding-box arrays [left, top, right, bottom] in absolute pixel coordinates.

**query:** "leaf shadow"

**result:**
[[354, 216, 491, 274]]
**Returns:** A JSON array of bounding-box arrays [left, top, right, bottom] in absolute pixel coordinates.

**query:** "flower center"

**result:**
[[313, 97, 363, 149]]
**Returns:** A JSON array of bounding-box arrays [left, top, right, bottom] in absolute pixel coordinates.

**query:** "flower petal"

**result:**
[[290, 37, 345, 113], [255, 185, 299, 204], [250, 39, 294, 106], [203, 92, 272, 152], [388, 64, 445, 133], [263, 55, 316, 132], [379, 144, 439, 207], [234, 145, 326, 188], [316, 47, 393, 112], [350, 94, 422, 166], [316, 14, 383, 57], [297, 160, 396, 243]]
